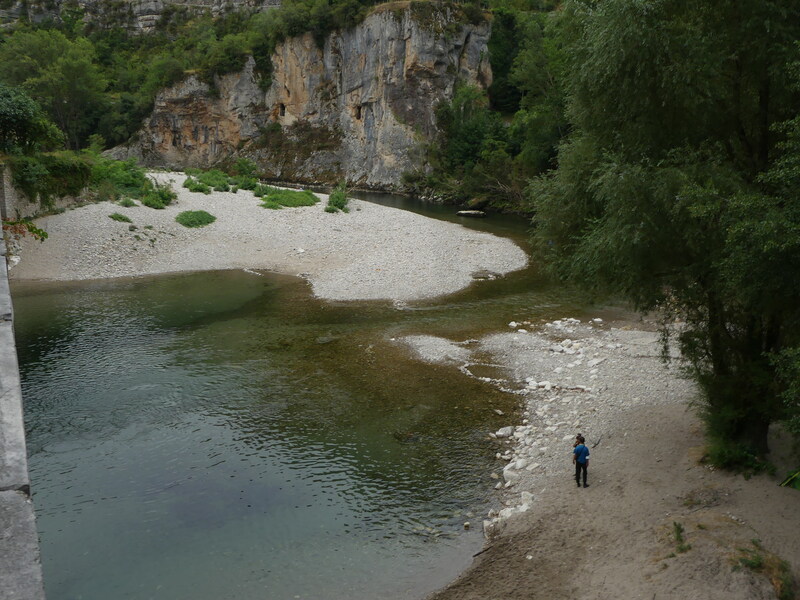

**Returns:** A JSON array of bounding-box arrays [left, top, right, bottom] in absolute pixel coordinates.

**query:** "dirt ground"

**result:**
[[428, 401, 799, 600]]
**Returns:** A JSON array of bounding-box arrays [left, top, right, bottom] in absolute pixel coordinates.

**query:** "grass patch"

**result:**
[[672, 522, 692, 554], [256, 185, 319, 209], [732, 540, 796, 599], [325, 181, 350, 213], [108, 212, 132, 223], [118, 197, 137, 207], [175, 210, 216, 228]]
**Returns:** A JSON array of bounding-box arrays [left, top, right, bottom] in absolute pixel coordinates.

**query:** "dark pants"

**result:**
[[575, 461, 587, 485]]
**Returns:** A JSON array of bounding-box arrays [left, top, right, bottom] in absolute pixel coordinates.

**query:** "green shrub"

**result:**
[[231, 158, 258, 178], [176, 210, 216, 227], [252, 183, 276, 197], [672, 522, 691, 553], [118, 198, 136, 207], [704, 437, 774, 476], [259, 188, 319, 209], [90, 157, 148, 198], [325, 182, 349, 213], [183, 169, 233, 192], [141, 182, 176, 209], [9, 152, 92, 206], [108, 212, 132, 223], [183, 176, 211, 194], [236, 176, 258, 190]]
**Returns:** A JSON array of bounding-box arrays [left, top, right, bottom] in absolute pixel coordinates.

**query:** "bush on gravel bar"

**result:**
[[175, 210, 216, 228]]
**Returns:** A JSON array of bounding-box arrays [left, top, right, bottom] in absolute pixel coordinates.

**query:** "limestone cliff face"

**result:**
[[116, 3, 492, 189], [116, 59, 269, 168]]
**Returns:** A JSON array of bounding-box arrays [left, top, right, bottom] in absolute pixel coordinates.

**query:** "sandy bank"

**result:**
[[401, 318, 800, 600], [8, 173, 528, 302]]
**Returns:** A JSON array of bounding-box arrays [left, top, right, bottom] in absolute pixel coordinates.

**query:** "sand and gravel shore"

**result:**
[[410, 317, 800, 600], [8, 172, 528, 302]]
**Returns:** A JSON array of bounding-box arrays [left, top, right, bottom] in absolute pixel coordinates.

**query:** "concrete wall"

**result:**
[[0, 242, 46, 599]]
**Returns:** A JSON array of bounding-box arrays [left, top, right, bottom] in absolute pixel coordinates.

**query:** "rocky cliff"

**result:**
[[0, 0, 277, 31], [114, 2, 492, 189]]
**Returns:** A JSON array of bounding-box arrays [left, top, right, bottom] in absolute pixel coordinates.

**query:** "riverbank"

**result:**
[[405, 317, 799, 600], [8, 172, 528, 302]]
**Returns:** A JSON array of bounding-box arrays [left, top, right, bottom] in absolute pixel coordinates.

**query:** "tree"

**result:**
[[530, 0, 800, 464], [0, 29, 107, 149], [0, 84, 63, 153]]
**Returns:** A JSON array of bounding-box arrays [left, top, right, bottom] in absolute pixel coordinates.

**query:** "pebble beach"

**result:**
[[9, 172, 528, 302]]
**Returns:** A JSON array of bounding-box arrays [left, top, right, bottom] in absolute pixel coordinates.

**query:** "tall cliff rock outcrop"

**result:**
[[115, 2, 492, 189]]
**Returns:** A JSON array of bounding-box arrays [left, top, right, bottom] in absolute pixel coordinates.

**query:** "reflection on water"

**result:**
[[14, 206, 604, 600]]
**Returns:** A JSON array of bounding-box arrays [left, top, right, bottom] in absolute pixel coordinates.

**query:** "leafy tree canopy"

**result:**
[[530, 0, 800, 463], [0, 83, 63, 154]]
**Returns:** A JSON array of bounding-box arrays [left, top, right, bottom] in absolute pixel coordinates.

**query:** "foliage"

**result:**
[[414, 84, 527, 208], [325, 182, 350, 213], [486, 8, 522, 113], [1, 218, 48, 241], [258, 187, 319, 209], [7, 152, 92, 206], [671, 522, 691, 554], [528, 0, 800, 459], [118, 198, 137, 207], [780, 469, 800, 490], [183, 177, 212, 194], [413, 8, 567, 210], [0, 83, 63, 153], [175, 210, 216, 227], [90, 157, 149, 198], [0, 29, 108, 149], [183, 165, 259, 193], [140, 182, 176, 209], [184, 168, 233, 192], [108, 212, 132, 223], [230, 158, 259, 178]]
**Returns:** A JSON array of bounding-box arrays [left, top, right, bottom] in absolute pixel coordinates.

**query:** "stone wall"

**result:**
[[0, 164, 40, 222], [0, 241, 46, 600]]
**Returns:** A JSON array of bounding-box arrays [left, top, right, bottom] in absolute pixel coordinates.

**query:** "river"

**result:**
[[13, 197, 595, 599]]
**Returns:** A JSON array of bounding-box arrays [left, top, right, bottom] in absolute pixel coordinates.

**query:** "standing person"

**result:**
[[573, 435, 590, 488]]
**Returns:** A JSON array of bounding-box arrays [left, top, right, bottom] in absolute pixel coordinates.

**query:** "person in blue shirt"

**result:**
[[573, 434, 590, 488]]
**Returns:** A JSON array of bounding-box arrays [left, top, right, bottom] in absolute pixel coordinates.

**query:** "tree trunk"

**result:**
[[734, 412, 771, 456]]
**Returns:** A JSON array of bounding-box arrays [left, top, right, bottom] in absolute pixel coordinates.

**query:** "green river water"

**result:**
[[13, 197, 601, 599]]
